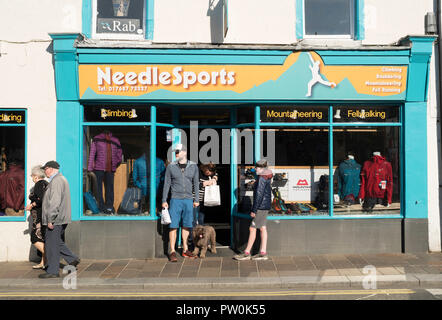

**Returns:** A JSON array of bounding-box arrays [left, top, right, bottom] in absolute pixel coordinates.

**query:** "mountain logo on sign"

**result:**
[[297, 179, 309, 186]]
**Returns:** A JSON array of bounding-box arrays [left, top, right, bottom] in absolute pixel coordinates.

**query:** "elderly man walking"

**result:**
[[39, 161, 80, 278]]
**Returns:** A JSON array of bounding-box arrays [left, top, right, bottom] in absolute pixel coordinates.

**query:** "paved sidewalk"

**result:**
[[0, 252, 441, 290]]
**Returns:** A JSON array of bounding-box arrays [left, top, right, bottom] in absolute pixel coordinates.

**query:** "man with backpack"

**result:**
[[162, 144, 199, 262]]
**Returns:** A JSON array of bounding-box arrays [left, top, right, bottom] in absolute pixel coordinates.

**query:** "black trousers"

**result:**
[[95, 170, 115, 212], [45, 224, 78, 275]]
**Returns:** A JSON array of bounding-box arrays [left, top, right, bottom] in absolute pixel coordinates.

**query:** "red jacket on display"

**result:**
[[0, 164, 25, 211], [358, 155, 393, 204]]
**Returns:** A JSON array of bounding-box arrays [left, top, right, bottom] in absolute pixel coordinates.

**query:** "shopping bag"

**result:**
[[161, 207, 171, 225], [204, 181, 221, 207]]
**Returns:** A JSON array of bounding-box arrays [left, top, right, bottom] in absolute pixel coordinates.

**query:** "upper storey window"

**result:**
[[304, 0, 355, 38], [92, 0, 146, 40]]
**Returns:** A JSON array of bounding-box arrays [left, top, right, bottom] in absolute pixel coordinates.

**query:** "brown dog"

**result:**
[[192, 225, 217, 258]]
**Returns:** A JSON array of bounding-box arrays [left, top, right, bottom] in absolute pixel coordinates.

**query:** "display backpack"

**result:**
[[118, 187, 142, 214], [83, 192, 100, 214]]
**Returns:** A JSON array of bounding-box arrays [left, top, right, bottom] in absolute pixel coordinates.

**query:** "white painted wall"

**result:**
[[0, 0, 81, 261], [363, 0, 432, 44], [427, 49, 441, 252], [154, 0, 295, 44]]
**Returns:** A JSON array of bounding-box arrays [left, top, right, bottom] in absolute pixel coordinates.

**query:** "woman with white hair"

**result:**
[[25, 165, 48, 269]]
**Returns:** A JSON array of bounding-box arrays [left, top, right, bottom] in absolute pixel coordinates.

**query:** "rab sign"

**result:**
[[78, 52, 408, 101]]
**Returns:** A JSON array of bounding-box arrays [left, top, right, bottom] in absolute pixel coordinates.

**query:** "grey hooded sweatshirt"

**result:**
[[162, 161, 199, 203]]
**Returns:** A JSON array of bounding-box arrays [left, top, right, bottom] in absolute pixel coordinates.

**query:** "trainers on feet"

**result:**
[[169, 251, 178, 262], [182, 250, 196, 258], [233, 252, 251, 261], [252, 253, 269, 261]]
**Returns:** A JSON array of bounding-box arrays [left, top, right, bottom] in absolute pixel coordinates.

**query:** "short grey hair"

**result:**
[[31, 165, 45, 179]]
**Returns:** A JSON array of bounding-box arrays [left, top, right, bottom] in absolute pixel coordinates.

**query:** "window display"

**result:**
[[333, 126, 400, 215], [0, 125, 25, 217], [83, 126, 153, 216], [238, 105, 402, 217], [238, 128, 330, 216]]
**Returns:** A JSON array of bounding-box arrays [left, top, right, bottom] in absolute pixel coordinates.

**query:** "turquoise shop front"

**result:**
[[50, 34, 435, 258]]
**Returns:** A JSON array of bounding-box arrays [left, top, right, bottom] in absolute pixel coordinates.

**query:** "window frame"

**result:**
[[235, 104, 404, 220], [303, 0, 355, 39], [91, 0, 147, 40], [298, 0, 365, 41], [0, 108, 27, 222]]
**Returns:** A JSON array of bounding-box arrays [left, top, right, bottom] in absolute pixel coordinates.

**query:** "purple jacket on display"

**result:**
[[87, 132, 123, 172]]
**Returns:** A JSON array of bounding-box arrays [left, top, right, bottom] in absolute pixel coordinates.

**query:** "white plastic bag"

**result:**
[[204, 179, 221, 207], [161, 207, 171, 225]]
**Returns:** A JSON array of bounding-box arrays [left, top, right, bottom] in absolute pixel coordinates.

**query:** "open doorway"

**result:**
[[179, 107, 232, 247]]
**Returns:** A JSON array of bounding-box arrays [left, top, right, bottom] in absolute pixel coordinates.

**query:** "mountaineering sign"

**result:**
[[78, 51, 408, 101]]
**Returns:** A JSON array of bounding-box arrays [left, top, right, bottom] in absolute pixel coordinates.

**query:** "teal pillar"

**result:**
[[403, 36, 436, 102], [50, 34, 81, 221], [403, 102, 428, 219], [82, 0, 92, 38], [146, 0, 155, 40], [150, 105, 157, 215], [56, 101, 82, 221], [401, 36, 436, 219]]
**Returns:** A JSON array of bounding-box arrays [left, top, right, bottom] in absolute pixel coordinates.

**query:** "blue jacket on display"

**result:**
[[133, 154, 166, 196], [337, 159, 361, 200]]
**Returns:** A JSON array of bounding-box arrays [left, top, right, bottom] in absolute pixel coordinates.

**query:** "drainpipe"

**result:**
[[434, 0, 442, 192], [435, 0, 442, 251]]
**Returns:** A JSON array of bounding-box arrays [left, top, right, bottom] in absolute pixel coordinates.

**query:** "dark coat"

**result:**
[[251, 169, 273, 213]]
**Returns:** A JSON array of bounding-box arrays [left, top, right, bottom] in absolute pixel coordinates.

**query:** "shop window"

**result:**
[[92, 0, 146, 39], [84, 105, 150, 123], [333, 126, 401, 215], [83, 125, 156, 216], [261, 105, 329, 123], [0, 111, 26, 217], [304, 0, 355, 38], [238, 127, 329, 216]]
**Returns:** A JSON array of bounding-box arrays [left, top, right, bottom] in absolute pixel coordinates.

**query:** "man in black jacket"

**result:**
[[234, 159, 273, 261]]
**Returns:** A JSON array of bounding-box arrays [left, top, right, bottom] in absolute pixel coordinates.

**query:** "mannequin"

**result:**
[[87, 130, 122, 214], [358, 151, 393, 212], [337, 152, 361, 205]]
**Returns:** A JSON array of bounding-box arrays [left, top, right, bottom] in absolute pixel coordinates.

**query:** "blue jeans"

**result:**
[[193, 206, 205, 226]]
